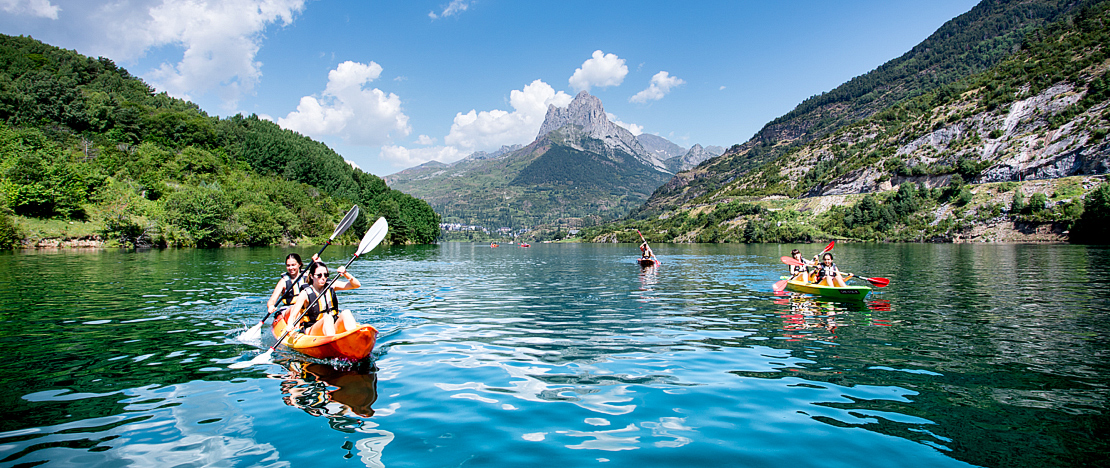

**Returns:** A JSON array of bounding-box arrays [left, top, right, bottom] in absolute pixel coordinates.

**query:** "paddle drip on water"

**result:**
[[238, 322, 263, 343]]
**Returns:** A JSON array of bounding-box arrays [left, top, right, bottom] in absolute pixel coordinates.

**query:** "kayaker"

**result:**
[[286, 261, 361, 336], [814, 253, 848, 287], [265, 253, 316, 315], [789, 249, 811, 282], [640, 242, 654, 260]]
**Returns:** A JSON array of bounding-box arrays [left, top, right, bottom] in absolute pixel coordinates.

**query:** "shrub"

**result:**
[[0, 209, 20, 249]]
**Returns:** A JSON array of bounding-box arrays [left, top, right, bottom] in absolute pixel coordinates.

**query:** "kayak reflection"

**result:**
[[275, 360, 379, 420], [771, 293, 896, 339]]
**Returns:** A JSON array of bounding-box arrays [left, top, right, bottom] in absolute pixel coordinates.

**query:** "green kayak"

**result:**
[[785, 278, 871, 301]]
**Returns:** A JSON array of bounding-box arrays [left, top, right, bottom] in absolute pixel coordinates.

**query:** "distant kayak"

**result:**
[[272, 309, 378, 361], [519, 243, 531, 247], [638, 258, 658, 267], [784, 278, 870, 301], [490, 243, 499, 248]]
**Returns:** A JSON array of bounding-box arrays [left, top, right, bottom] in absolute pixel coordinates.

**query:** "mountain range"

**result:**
[[636, 0, 1106, 218], [385, 91, 722, 230], [581, 0, 1110, 245]]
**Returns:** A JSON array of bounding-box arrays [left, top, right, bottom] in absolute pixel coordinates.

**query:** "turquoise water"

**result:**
[[0, 243, 1107, 467]]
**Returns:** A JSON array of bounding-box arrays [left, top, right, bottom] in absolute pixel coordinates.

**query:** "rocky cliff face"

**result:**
[[637, 134, 687, 161], [664, 144, 725, 173], [637, 0, 1092, 214], [537, 91, 664, 170]]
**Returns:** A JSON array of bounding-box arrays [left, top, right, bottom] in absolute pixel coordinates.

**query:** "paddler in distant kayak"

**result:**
[[285, 261, 361, 336], [266, 253, 314, 316], [813, 253, 849, 287], [640, 241, 655, 261]]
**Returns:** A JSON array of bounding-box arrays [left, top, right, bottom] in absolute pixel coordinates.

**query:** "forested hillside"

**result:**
[[0, 34, 438, 248], [639, 0, 1097, 217], [585, 0, 1110, 244]]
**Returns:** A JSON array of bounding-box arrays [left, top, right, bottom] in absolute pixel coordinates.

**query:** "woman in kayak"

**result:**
[[789, 249, 811, 282], [286, 261, 361, 336], [640, 242, 655, 260], [814, 253, 848, 287], [266, 253, 315, 316]]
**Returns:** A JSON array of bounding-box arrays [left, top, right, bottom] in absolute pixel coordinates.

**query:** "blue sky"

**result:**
[[1, 0, 979, 176]]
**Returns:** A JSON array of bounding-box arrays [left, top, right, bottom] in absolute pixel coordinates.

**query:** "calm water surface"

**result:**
[[0, 243, 1107, 467]]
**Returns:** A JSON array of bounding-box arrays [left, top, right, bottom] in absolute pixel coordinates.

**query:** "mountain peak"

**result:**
[[537, 90, 610, 138], [535, 91, 664, 169]]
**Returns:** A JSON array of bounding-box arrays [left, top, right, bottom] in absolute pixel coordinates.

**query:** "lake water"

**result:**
[[0, 242, 1107, 467]]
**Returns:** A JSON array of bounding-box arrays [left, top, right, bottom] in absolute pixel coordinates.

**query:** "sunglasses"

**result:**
[[313, 272, 329, 278]]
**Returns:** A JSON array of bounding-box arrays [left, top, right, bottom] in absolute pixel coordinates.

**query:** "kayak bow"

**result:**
[[784, 278, 871, 302], [272, 308, 378, 361]]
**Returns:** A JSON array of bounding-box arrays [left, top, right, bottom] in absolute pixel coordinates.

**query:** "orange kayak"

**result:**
[[272, 309, 378, 361]]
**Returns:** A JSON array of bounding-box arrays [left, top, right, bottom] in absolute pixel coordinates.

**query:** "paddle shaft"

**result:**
[[775, 242, 832, 291], [845, 273, 890, 287], [636, 229, 656, 260], [269, 253, 362, 352], [262, 205, 359, 322]]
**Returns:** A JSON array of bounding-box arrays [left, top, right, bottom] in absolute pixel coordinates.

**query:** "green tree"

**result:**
[[1010, 190, 1026, 213], [1029, 193, 1048, 213], [162, 185, 233, 247], [234, 203, 281, 246], [1071, 183, 1110, 244]]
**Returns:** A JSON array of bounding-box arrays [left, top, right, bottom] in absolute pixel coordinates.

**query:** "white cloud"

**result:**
[[277, 61, 412, 146], [630, 71, 685, 103], [0, 0, 305, 110], [444, 79, 572, 153], [381, 145, 462, 168], [568, 50, 628, 92], [0, 0, 60, 19], [608, 113, 643, 136], [381, 79, 572, 169], [140, 0, 306, 109], [429, 0, 469, 19]]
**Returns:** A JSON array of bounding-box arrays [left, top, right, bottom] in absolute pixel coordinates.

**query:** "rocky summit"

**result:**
[[386, 91, 722, 234]]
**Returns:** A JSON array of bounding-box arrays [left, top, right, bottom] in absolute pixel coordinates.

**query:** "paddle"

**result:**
[[780, 255, 890, 287], [845, 274, 890, 287], [239, 205, 361, 342], [230, 217, 388, 369], [635, 229, 659, 265], [773, 241, 834, 291]]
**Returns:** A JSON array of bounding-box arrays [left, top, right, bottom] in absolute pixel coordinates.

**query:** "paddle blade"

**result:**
[[229, 348, 274, 369], [237, 321, 263, 342], [866, 276, 890, 287], [331, 205, 360, 240], [821, 240, 835, 254], [357, 217, 389, 255], [781, 256, 805, 267], [772, 280, 788, 292]]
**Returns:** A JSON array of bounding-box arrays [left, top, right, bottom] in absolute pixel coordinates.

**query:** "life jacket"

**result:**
[[790, 261, 808, 275], [815, 262, 838, 281], [300, 286, 339, 328], [278, 272, 306, 305]]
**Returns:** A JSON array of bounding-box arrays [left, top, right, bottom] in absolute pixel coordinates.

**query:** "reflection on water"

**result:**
[[0, 244, 1107, 467], [275, 360, 379, 420]]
